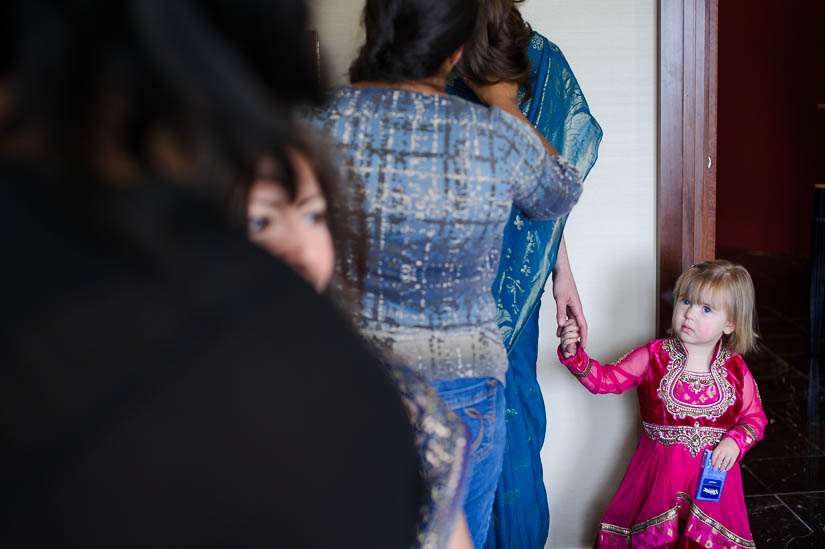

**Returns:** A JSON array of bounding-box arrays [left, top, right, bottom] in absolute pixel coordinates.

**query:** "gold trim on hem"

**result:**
[[598, 493, 756, 549], [600, 522, 632, 536], [601, 505, 679, 536], [676, 491, 756, 548]]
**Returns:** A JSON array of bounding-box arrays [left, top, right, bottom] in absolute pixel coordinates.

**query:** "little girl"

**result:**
[[559, 260, 766, 548]]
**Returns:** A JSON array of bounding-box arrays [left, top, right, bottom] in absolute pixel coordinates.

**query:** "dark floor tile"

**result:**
[[780, 492, 825, 541], [763, 307, 810, 328], [766, 379, 825, 435], [745, 350, 793, 381], [742, 463, 772, 495], [756, 370, 817, 407], [745, 495, 813, 547], [783, 353, 825, 379], [745, 456, 825, 494], [746, 408, 823, 460], [756, 317, 806, 339], [760, 336, 812, 359], [786, 533, 825, 549]]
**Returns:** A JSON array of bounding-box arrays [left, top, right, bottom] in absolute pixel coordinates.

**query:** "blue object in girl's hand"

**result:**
[[695, 449, 726, 502]]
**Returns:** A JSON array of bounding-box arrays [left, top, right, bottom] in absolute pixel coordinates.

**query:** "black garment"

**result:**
[[0, 161, 421, 548]]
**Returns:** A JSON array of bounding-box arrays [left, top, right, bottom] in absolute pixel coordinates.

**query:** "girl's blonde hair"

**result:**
[[672, 260, 758, 356]]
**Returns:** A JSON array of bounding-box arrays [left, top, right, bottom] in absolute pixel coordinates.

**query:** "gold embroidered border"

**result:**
[[601, 493, 756, 548], [600, 522, 631, 536], [572, 358, 592, 378], [676, 491, 756, 548], [682, 372, 715, 394], [643, 421, 728, 457], [601, 504, 679, 536]]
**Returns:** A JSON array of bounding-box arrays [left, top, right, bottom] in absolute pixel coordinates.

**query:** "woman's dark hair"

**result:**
[[0, 0, 323, 195], [349, 0, 478, 83], [456, 0, 533, 99], [292, 132, 368, 308]]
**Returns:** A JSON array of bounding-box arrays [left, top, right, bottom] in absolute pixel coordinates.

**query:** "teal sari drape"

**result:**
[[448, 33, 602, 548]]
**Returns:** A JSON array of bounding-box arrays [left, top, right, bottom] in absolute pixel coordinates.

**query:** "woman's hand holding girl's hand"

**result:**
[[559, 318, 580, 359], [710, 438, 740, 471]]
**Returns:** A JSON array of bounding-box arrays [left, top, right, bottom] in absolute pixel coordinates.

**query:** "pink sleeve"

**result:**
[[557, 344, 650, 395], [722, 365, 767, 460]]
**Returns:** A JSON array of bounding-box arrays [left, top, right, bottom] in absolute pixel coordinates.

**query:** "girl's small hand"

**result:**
[[710, 438, 740, 471], [559, 318, 580, 358]]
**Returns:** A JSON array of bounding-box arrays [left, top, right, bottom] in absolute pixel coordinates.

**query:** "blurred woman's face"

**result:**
[[247, 151, 334, 292]]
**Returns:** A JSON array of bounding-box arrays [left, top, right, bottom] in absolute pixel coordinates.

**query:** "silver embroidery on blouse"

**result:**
[[305, 87, 582, 385]]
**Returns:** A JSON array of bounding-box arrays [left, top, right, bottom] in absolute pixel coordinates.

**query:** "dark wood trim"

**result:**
[[657, 0, 719, 336]]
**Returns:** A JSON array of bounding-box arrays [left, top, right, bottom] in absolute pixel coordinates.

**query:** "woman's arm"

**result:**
[[469, 81, 588, 346], [552, 236, 588, 349], [467, 80, 560, 155], [446, 512, 474, 549]]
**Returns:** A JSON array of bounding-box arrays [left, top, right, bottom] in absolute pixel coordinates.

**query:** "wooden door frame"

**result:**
[[657, 0, 719, 336]]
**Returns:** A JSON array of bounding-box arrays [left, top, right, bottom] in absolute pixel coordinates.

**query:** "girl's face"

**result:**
[[671, 290, 734, 351], [247, 151, 334, 292]]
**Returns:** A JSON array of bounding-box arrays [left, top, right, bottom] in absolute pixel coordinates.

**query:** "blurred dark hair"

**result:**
[[229, 130, 339, 232], [0, 0, 323, 196], [349, 0, 478, 83], [456, 0, 533, 99]]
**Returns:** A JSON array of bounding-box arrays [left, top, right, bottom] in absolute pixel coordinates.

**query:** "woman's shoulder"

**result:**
[[312, 85, 491, 126], [329, 85, 486, 110], [527, 31, 562, 56]]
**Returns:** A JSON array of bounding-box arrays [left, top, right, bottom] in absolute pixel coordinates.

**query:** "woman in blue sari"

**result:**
[[448, 2, 602, 547]]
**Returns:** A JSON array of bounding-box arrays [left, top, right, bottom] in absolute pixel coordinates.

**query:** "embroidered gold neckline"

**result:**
[[657, 338, 736, 419], [681, 372, 714, 394]]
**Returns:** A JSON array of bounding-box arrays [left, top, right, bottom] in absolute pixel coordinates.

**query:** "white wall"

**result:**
[[308, 0, 364, 84], [309, 1, 658, 547], [518, 2, 658, 548]]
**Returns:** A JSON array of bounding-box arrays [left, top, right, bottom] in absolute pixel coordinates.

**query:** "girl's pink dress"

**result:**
[[559, 338, 767, 548]]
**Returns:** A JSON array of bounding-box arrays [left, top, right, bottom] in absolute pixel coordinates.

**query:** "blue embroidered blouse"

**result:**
[[305, 86, 582, 384]]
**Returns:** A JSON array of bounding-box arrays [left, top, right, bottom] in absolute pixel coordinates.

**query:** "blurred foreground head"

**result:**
[[0, 0, 321, 193]]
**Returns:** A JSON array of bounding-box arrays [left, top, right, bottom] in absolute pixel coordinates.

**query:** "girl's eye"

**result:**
[[302, 212, 327, 226], [682, 299, 691, 306], [248, 217, 270, 233], [703, 306, 712, 313]]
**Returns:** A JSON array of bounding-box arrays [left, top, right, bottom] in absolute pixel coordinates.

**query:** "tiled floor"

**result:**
[[718, 249, 825, 547]]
